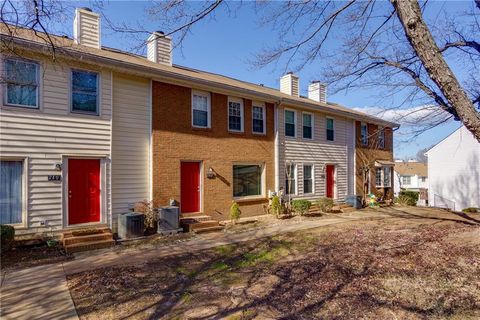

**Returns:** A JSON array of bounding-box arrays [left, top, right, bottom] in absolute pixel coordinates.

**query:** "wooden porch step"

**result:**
[[63, 232, 113, 246], [64, 239, 114, 253], [61, 227, 114, 253], [190, 220, 221, 231]]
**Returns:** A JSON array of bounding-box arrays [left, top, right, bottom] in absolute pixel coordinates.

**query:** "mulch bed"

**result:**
[[1, 244, 73, 271]]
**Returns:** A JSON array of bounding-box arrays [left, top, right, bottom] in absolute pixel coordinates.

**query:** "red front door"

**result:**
[[326, 165, 335, 198], [181, 162, 200, 213], [68, 159, 101, 225]]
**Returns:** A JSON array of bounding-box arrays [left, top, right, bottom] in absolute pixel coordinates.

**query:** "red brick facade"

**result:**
[[152, 81, 275, 220]]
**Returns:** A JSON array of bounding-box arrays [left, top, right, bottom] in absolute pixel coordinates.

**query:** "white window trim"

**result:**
[[0, 157, 28, 228], [70, 68, 101, 116], [361, 122, 368, 146], [232, 162, 266, 201], [302, 163, 315, 195], [401, 175, 412, 185], [302, 112, 314, 140], [252, 102, 266, 135], [284, 109, 297, 138], [326, 117, 335, 141], [285, 162, 297, 195], [191, 89, 211, 128], [375, 167, 383, 187], [2, 57, 40, 109], [228, 96, 244, 133]]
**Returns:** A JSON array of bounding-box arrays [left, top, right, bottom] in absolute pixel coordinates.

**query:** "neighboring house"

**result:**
[[393, 160, 428, 195], [354, 121, 395, 201], [426, 126, 480, 211], [0, 7, 398, 237]]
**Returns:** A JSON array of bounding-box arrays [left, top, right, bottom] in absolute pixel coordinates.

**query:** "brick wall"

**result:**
[[354, 121, 394, 200], [152, 81, 275, 220]]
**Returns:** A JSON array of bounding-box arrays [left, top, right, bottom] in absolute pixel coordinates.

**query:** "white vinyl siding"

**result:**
[[278, 106, 351, 201], [0, 56, 112, 235], [111, 74, 150, 232]]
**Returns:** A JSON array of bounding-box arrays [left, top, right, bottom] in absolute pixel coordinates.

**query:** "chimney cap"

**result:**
[[155, 30, 165, 35], [81, 7, 93, 12]]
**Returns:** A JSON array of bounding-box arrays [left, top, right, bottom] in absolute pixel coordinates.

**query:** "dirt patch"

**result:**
[[1, 244, 73, 271], [67, 207, 480, 319]]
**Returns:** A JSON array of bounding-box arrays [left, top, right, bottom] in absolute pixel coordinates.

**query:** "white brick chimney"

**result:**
[[280, 72, 299, 97], [308, 81, 327, 103], [73, 8, 101, 48], [147, 31, 172, 66]]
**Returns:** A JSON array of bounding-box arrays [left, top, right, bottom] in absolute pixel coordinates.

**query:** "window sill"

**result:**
[[192, 126, 212, 132], [228, 130, 245, 135], [252, 132, 266, 136], [233, 196, 267, 203], [2, 104, 40, 111]]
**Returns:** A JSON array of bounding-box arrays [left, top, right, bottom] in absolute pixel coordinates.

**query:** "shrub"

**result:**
[[1, 225, 15, 252], [317, 197, 334, 213], [270, 195, 282, 217], [291, 199, 311, 215], [230, 201, 241, 224], [462, 207, 479, 213], [134, 200, 157, 229], [398, 190, 419, 206]]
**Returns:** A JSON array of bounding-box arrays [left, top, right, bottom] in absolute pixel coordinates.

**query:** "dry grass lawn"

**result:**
[[67, 206, 480, 319]]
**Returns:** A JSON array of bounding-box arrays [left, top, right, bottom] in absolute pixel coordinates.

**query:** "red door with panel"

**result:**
[[180, 162, 200, 213], [68, 159, 101, 225], [326, 164, 335, 199]]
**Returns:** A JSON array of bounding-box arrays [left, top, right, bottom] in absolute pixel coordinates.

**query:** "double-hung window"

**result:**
[[233, 164, 263, 198], [228, 98, 244, 132], [252, 103, 265, 134], [285, 163, 296, 195], [375, 168, 382, 187], [361, 123, 368, 146], [326, 118, 334, 141], [303, 113, 313, 139], [0, 160, 24, 225], [192, 90, 211, 128], [378, 127, 385, 149], [376, 166, 393, 187], [71, 70, 99, 114], [383, 167, 391, 187], [303, 165, 313, 194], [402, 175, 411, 185], [4, 58, 39, 108], [285, 110, 296, 137]]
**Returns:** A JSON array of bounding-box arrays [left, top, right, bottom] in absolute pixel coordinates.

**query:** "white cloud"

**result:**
[[352, 105, 450, 126]]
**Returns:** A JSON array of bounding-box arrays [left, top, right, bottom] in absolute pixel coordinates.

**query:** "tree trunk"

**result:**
[[391, 0, 480, 142]]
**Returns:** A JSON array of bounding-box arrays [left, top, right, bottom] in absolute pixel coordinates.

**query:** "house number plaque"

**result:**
[[48, 175, 62, 181]]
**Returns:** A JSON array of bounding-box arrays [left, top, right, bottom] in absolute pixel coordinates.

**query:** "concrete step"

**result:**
[[63, 232, 113, 246], [180, 215, 212, 222], [193, 225, 224, 234], [64, 239, 114, 253], [190, 220, 220, 231], [61, 227, 111, 239]]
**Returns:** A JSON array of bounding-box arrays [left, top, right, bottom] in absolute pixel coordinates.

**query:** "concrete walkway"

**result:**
[[1, 211, 383, 320]]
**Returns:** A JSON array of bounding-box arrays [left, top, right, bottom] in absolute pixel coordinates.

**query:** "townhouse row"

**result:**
[[0, 8, 398, 236]]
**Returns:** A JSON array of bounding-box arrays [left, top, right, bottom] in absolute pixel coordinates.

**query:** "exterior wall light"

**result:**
[[207, 167, 216, 179]]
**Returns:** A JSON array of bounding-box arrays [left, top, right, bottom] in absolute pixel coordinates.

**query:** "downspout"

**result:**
[[274, 101, 280, 192]]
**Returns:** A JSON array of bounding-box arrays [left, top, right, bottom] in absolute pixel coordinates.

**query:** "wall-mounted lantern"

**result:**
[[207, 167, 216, 179], [55, 163, 62, 171]]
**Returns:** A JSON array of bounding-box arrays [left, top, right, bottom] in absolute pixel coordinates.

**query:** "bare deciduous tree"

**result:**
[[2, 0, 479, 141]]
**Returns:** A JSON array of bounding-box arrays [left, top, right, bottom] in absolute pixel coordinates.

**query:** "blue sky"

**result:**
[[57, 1, 468, 159]]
